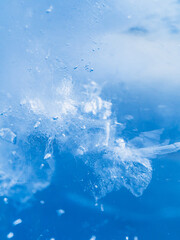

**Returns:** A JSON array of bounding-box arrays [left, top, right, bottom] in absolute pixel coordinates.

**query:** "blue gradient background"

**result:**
[[0, 1, 180, 240]]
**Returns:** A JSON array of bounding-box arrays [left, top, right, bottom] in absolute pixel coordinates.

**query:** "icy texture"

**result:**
[[0, 79, 180, 201], [0, 128, 16, 144]]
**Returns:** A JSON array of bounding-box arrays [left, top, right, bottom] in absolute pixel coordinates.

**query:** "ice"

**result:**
[[100, 204, 104, 212], [0, 128, 16, 144], [0, 79, 180, 201], [3, 197, 8, 204], [44, 153, 52, 160], [13, 218, 22, 226], [7, 232, 14, 239]]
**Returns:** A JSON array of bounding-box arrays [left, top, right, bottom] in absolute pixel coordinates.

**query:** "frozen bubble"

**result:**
[[56, 209, 65, 216], [13, 218, 22, 226], [0, 128, 16, 144], [7, 232, 14, 239]]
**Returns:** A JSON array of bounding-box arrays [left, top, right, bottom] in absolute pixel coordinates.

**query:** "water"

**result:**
[[0, 1, 180, 240]]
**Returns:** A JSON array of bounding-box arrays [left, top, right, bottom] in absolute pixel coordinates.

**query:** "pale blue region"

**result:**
[[0, 1, 180, 240]]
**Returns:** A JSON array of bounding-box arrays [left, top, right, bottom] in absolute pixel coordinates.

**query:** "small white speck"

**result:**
[[46, 5, 53, 13], [44, 153, 52, 159], [56, 209, 65, 216], [134, 237, 138, 240], [4, 197, 8, 204], [50, 238, 55, 240], [125, 115, 134, 120], [13, 218, 22, 226], [7, 232, 14, 239], [40, 200, 45, 205], [40, 163, 45, 169], [126, 237, 129, 240]]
